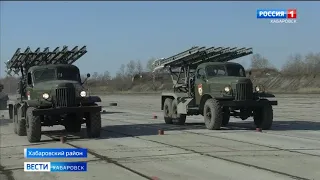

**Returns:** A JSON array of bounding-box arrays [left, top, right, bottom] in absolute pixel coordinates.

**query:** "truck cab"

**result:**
[[194, 62, 251, 104], [24, 64, 88, 107]]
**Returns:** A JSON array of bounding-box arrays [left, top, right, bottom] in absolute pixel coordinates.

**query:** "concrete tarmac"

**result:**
[[0, 94, 319, 180]]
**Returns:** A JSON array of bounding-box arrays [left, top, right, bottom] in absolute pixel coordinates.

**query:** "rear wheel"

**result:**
[[86, 111, 101, 138], [26, 107, 41, 143], [203, 99, 223, 130], [17, 107, 26, 136], [171, 99, 186, 125], [163, 98, 173, 124], [253, 105, 273, 130]]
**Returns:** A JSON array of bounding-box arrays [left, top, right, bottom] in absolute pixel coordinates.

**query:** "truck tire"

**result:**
[[17, 107, 26, 136], [163, 98, 173, 124], [64, 114, 82, 133], [26, 107, 41, 143], [203, 99, 223, 130], [86, 112, 101, 138], [253, 105, 273, 130], [172, 99, 186, 125], [222, 107, 230, 126]]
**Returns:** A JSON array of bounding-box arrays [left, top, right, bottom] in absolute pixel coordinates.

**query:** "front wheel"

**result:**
[[203, 99, 223, 130], [26, 107, 42, 143], [86, 112, 101, 138], [253, 105, 273, 130]]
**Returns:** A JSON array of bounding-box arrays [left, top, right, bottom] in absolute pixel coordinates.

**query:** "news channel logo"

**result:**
[[24, 162, 87, 172], [24, 148, 88, 172], [256, 9, 297, 24]]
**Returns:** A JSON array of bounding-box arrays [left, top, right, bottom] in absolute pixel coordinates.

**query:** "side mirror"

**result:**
[[248, 71, 252, 76], [82, 73, 90, 85]]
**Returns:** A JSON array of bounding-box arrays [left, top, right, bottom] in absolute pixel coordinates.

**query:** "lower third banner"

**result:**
[[24, 162, 87, 172]]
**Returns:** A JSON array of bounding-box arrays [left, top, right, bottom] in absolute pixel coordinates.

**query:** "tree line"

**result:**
[[1, 52, 319, 93]]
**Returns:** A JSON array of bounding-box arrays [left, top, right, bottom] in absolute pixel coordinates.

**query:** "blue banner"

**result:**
[[24, 148, 87, 158], [256, 9, 287, 19], [24, 162, 87, 172], [50, 162, 87, 172]]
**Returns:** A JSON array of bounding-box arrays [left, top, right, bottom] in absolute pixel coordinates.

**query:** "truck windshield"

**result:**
[[206, 65, 227, 77], [206, 64, 246, 77], [57, 68, 80, 81], [226, 64, 246, 77], [33, 69, 56, 83]]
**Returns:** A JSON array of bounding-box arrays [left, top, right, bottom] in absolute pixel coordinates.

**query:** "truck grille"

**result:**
[[55, 88, 76, 107], [235, 83, 253, 101]]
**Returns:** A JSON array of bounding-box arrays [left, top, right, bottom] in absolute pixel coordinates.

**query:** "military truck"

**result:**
[[0, 84, 9, 110], [153, 46, 278, 130], [6, 46, 102, 143]]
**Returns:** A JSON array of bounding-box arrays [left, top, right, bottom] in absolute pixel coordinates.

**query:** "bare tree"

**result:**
[[250, 53, 273, 69], [126, 60, 136, 77], [136, 60, 143, 74], [116, 64, 126, 78], [281, 53, 305, 75], [92, 72, 99, 80], [304, 52, 320, 74], [101, 71, 111, 82], [146, 57, 156, 72]]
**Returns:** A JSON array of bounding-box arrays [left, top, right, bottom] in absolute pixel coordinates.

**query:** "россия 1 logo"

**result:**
[[256, 9, 297, 24]]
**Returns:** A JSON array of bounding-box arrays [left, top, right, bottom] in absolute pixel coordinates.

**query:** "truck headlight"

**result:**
[[224, 86, 231, 93], [42, 93, 49, 99], [255, 85, 264, 92], [80, 91, 87, 97]]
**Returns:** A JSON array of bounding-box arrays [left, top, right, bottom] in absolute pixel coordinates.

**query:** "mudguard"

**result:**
[[256, 92, 276, 98], [177, 97, 194, 114], [81, 96, 101, 104], [22, 99, 52, 107]]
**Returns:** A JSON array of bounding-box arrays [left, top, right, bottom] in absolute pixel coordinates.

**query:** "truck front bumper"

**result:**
[[33, 106, 101, 116], [220, 99, 278, 107]]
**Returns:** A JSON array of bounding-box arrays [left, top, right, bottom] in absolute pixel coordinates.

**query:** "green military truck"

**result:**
[[153, 46, 278, 130], [6, 46, 102, 143]]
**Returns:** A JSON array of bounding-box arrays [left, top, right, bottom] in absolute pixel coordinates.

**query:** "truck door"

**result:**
[[26, 72, 34, 100], [194, 68, 207, 105]]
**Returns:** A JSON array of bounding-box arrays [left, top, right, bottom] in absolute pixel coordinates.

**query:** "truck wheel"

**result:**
[[163, 98, 173, 124], [26, 107, 41, 143], [86, 112, 101, 138], [172, 99, 186, 125], [17, 107, 26, 136], [64, 114, 82, 133], [253, 105, 273, 130], [203, 99, 223, 130], [222, 107, 230, 126]]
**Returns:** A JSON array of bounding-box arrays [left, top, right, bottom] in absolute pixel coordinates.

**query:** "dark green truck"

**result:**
[[153, 46, 278, 130], [6, 46, 102, 143]]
